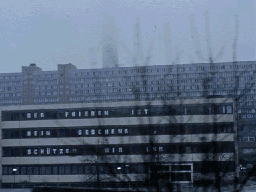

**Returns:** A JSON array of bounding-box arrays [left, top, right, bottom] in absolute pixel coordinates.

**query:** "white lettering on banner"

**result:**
[[27, 130, 51, 137], [27, 113, 31, 118], [75, 128, 129, 136], [24, 108, 152, 120], [27, 131, 31, 136], [53, 149, 57, 154], [26, 148, 73, 155], [26, 112, 45, 119], [119, 147, 123, 153], [105, 148, 110, 153], [131, 109, 149, 115]]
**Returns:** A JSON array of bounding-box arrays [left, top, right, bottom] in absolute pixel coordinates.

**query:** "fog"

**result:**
[[0, 0, 255, 72]]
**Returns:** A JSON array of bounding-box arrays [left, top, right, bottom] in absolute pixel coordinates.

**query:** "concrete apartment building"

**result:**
[[0, 61, 255, 159], [0, 98, 237, 189]]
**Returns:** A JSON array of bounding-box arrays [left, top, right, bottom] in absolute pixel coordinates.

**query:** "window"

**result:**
[[33, 166, 39, 175], [186, 146, 191, 153], [45, 166, 51, 175], [226, 106, 232, 114], [85, 166, 96, 174], [243, 137, 249, 142], [3, 167, 8, 175], [249, 137, 255, 142], [77, 165, 84, 174], [51, 166, 57, 174], [27, 167, 33, 175], [40, 166, 45, 175], [65, 165, 71, 174], [71, 165, 77, 174]]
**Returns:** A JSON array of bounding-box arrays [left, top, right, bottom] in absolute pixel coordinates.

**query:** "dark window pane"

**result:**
[[27, 167, 33, 175], [3, 167, 8, 175], [65, 165, 71, 174], [21, 167, 26, 175], [59, 166, 64, 174], [2, 130, 13, 139], [77, 165, 84, 174], [45, 166, 51, 175], [85, 166, 96, 174], [53, 166, 58, 174], [71, 165, 77, 174], [40, 166, 45, 175], [171, 165, 191, 171], [8, 167, 13, 175], [33, 166, 39, 175]]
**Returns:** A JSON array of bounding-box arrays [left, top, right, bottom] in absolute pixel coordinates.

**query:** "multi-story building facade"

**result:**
[[0, 61, 255, 159], [0, 98, 237, 189]]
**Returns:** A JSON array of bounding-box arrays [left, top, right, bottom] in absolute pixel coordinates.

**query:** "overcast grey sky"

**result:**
[[0, 0, 255, 73]]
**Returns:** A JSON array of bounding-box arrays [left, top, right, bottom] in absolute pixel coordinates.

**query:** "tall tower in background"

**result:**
[[89, 47, 97, 67], [102, 13, 119, 68], [133, 17, 144, 66], [163, 22, 172, 65]]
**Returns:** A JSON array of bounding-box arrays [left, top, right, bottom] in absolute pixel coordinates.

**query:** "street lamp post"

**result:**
[[12, 168, 18, 186]]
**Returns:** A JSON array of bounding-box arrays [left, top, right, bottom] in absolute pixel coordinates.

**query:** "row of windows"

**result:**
[[2, 123, 234, 139], [0, 76, 21, 80], [0, 100, 22, 104], [2, 142, 235, 157], [34, 74, 58, 78], [35, 91, 59, 96], [2, 161, 235, 176], [238, 137, 256, 142], [239, 114, 256, 119], [0, 93, 22, 97], [34, 98, 59, 103]]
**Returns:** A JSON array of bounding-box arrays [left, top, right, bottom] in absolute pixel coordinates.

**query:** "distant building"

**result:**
[[102, 14, 119, 68], [1, 98, 237, 189]]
